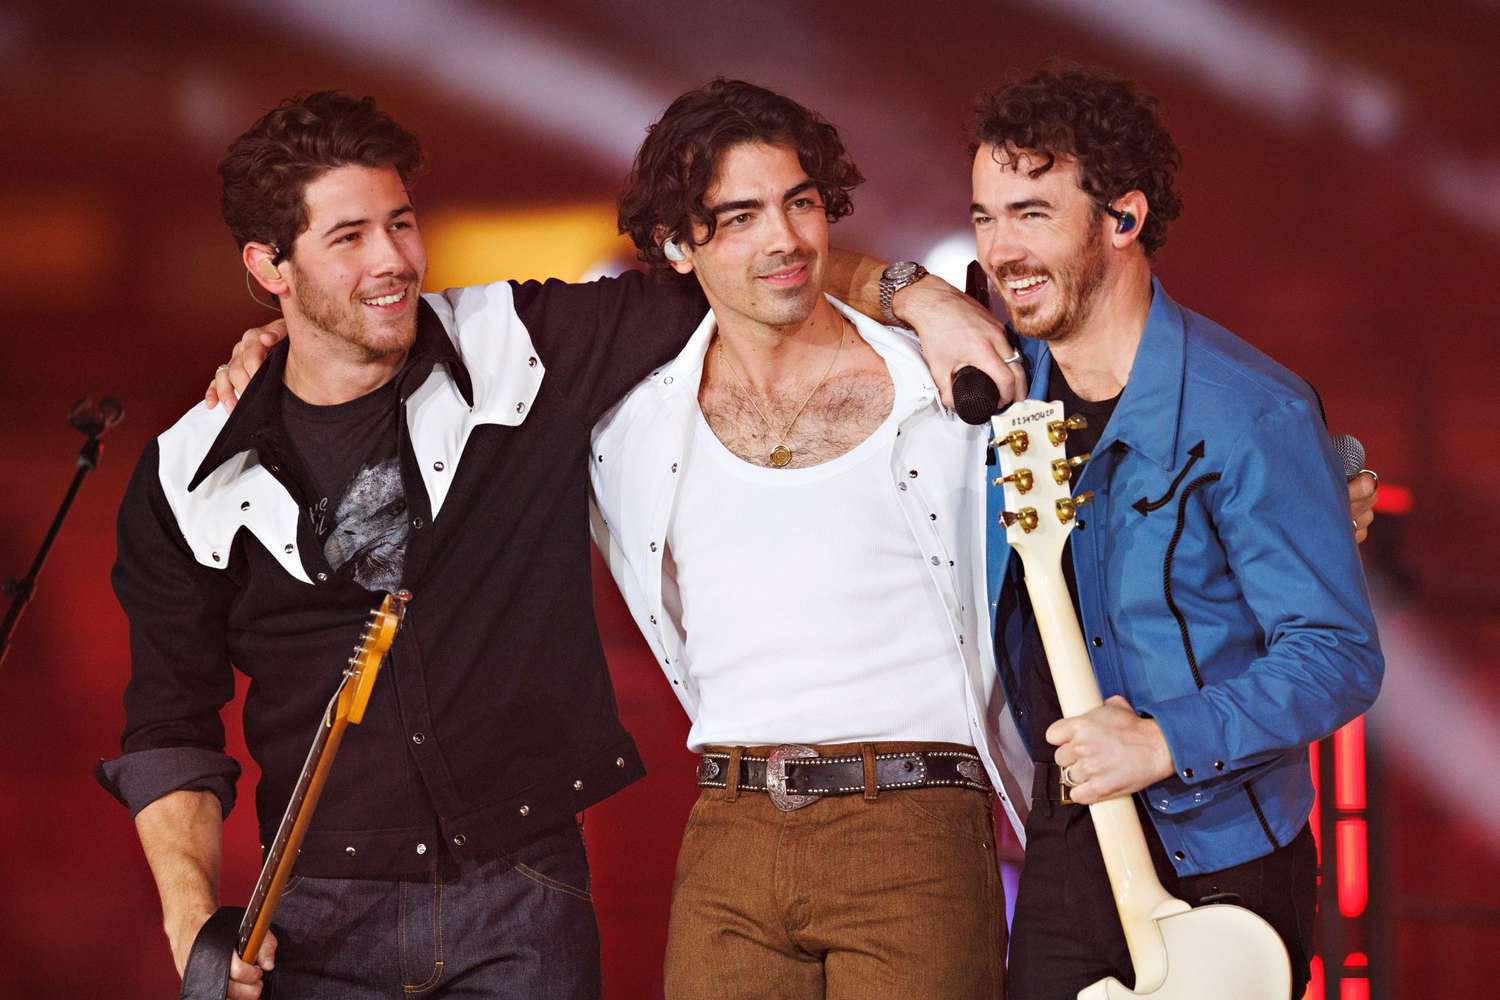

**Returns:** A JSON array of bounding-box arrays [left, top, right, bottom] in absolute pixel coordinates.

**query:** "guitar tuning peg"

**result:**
[[1050, 453, 1090, 484], [992, 469, 1035, 493], [1047, 414, 1088, 446], [990, 429, 1029, 455], [1055, 490, 1096, 523], [999, 507, 1040, 533]]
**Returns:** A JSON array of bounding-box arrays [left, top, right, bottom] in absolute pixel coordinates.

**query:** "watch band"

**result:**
[[879, 261, 928, 328]]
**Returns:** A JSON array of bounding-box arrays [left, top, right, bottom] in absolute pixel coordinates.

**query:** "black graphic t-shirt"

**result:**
[[280, 376, 409, 594], [1013, 358, 1120, 758]]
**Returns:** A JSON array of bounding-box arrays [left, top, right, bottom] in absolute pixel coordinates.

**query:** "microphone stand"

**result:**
[[0, 396, 123, 670]]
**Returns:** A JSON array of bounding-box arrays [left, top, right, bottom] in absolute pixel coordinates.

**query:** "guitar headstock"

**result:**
[[336, 590, 409, 726], [989, 400, 1094, 567]]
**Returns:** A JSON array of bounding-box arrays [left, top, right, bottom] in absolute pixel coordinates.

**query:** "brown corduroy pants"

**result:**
[[663, 742, 1006, 1000]]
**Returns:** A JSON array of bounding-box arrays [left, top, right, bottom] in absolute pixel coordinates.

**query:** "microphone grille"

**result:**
[[1330, 433, 1366, 481], [952, 366, 1001, 426]]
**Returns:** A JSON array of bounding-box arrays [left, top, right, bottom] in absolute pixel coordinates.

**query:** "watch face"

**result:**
[[885, 261, 920, 282]]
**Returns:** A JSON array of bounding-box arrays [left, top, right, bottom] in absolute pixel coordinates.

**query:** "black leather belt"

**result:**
[[697, 744, 992, 812]]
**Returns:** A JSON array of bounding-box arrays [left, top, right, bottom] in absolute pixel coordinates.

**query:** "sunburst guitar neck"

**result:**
[[235, 590, 408, 964], [990, 401, 1291, 999]]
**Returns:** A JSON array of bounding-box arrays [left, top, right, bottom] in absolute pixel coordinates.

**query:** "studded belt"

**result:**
[[696, 742, 992, 812]]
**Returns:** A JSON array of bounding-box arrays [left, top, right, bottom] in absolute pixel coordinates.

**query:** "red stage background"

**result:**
[[1, 2, 1497, 997]]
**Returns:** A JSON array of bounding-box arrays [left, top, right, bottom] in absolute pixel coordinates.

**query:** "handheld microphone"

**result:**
[[953, 260, 1006, 425], [1330, 433, 1368, 482]]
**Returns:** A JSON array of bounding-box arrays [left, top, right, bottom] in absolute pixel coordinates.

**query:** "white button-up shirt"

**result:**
[[589, 295, 1034, 837]]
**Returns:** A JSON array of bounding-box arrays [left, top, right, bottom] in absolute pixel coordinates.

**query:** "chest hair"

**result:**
[[700, 364, 896, 469]]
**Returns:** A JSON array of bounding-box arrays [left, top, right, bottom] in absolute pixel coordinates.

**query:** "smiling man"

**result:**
[[970, 67, 1384, 999], [595, 78, 1030, 1000]]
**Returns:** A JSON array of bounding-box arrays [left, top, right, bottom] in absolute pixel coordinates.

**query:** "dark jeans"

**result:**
[[266, 822, 600, 998], [1007, 768, 1316, 1000]]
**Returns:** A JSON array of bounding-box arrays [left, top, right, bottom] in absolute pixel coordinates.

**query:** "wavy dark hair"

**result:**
[[619, 78, 864, 276], [969, 66, 1182, 256], [219, 91, 424, 262]]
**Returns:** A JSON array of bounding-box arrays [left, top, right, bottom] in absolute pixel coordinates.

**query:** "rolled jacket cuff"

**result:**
[[95, 747, 241, 818], [1136, 690, 1225, 789]]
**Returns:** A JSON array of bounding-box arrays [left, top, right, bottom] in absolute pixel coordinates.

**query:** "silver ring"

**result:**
[[1062, 765, 1078, 787], [1002, 350, 1023, 365], [1357, 468, 1379, 488]]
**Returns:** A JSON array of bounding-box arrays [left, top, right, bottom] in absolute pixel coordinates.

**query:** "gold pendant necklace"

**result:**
[[717, 321, 847, 469]]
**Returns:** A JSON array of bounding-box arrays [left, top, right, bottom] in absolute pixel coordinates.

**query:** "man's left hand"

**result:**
[[1047, 695, 1175, 805], [1349, 472, 1377, 545], [893, 276, 1028, 411]]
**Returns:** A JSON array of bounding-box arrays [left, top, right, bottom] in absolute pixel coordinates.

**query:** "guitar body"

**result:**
[[1080, 903, 1290, 1000], [988, 401, 1294, 1000]]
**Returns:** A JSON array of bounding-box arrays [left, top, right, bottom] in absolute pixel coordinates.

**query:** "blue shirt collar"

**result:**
[[1022, 275, 1185, 472]]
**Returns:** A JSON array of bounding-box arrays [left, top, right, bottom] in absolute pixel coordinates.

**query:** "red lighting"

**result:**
[[1340, 978, 1370, 1000], [1305, 956, 1323, 1000], [1337, 819, 1369, 917], [1334, 717, 1367, 811], [1371, 482, 1413, 516], [1309, 740, 1322, 863], [1346, 952, 1369, 968]]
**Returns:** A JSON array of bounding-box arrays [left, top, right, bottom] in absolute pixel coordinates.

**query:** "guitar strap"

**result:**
[[178, 905, 246, 1000]]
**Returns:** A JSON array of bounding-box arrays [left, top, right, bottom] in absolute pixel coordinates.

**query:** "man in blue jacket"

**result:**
[[970, 67, 1383, 999]]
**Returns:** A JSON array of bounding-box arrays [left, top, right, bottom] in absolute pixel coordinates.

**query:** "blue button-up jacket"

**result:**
[[986, 278, 1383, 876]]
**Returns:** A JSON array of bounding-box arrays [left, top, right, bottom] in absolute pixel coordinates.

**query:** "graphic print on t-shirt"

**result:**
[[319, 457, 409, 593]]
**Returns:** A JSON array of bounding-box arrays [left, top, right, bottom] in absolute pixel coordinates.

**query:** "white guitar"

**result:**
[[991, 400, 1292, 1000]]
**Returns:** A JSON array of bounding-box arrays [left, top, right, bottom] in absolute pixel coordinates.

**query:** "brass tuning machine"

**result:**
[[990, 429, 1029, 456], [1051, 453, 1090, 484], [993, 469, 1035, 493], [1055, 490, 1096, 524], [999, 507, 1040, 533], [1047, 414, 1088, 446]]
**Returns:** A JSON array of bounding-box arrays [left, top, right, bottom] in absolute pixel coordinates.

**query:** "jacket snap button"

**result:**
[[528, 356, 537, 367], [616, 757, 625, 767], [929, 556, 940, 566], [1213, 760, 1225, 771], [908, 470, 918, 478], [412, 732, 425, 745], [898, 483, 908, 492], [1091, 637, 1103, 647], [284, 544, 294, 554], [211, 551, 221, 562], [519, 805, 530, 816], [240, 501, 251, 511], [345, 846, 357, 856], [433, 461, 445, 472], [1173, 850, 1186, 861], [316, 572, 328, 582], [1182, 767, 1194, 779], [649, 541, 658, 552], [573, 779, 583, 790], [515, 402, 525, 413], [452, 833, 467, 846], [416, 843, 427, 855]]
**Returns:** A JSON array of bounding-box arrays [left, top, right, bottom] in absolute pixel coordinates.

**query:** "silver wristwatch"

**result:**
[[878, 260, 929, 328]]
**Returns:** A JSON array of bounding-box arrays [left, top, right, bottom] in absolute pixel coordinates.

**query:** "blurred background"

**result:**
[[1, 1, 1497, 997]]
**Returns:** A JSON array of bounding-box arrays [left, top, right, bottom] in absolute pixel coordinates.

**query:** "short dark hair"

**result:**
[[969, 66, 1182, 255], [219, 90, 424, 262], [618, 78, 864, 276]]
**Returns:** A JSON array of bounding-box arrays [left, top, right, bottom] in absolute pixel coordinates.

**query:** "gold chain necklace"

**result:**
[[716, 321, 847, 468]]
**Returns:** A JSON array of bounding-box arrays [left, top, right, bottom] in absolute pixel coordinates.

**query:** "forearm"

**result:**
[[826, 247, 963, 325], [135, 788, 224, 974]]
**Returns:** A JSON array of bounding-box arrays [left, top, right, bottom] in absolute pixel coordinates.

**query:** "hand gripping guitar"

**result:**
[[179, 591, 409, 1000], [990, 402, 1291, 1000]]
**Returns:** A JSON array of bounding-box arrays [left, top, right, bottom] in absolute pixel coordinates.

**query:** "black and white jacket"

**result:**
[[99, 274, 705, 877]]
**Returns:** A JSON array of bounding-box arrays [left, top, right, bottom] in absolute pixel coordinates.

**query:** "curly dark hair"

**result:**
[[619, 79, 864, 276], [969, 66, 1182, 256], [219, 91, 424, 262]]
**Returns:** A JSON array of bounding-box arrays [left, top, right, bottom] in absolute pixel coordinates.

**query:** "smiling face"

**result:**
[[970, 145, 1110, 344], [281, 164, 426, 359], [671, 141, 828, 333]]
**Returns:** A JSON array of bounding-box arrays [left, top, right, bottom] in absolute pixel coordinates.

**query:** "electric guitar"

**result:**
[[179, 591, 408, 1000], [990, 401, 1291, 1000]]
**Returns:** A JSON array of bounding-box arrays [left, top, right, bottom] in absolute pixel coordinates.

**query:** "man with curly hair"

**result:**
[[969, 67, 1383, 998], [598, 78, 1027, 999]]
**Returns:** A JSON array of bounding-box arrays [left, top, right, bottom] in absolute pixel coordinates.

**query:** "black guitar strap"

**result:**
[[178, 906, 245, 1000]]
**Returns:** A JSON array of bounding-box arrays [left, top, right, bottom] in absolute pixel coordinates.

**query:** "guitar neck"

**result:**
[[236, 680, 350, 957], [1021, 555, 1185, 981]]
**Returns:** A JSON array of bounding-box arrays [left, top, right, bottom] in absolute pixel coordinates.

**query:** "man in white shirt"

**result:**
[[594, 77, 1031, 1000]]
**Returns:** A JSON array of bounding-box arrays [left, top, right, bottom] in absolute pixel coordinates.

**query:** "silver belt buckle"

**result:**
[[765, 744, 819, 811]]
